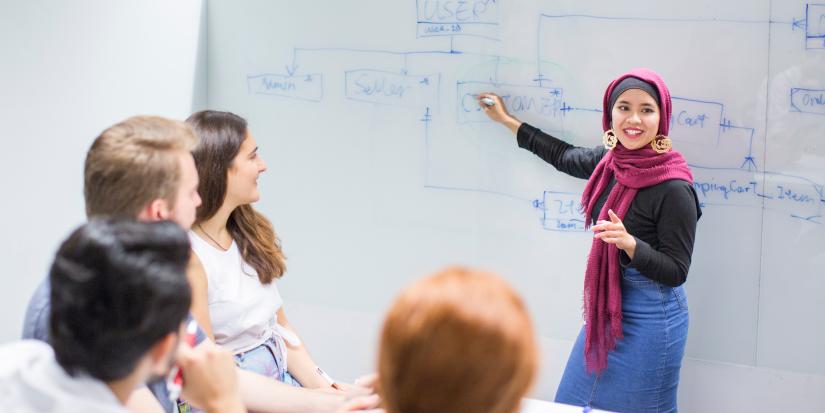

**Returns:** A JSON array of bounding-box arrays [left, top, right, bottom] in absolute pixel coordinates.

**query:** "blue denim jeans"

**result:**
[[234, 337, 303, 387], [555, 267, 689, 412]]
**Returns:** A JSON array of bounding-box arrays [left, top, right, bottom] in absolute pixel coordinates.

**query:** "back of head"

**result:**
[[378, 267, 538, 413], [49, 219, 192, 381], [84, 116, 198, 218]]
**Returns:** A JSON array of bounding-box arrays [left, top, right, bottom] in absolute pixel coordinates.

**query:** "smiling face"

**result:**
[[226, 131, 267, 207], [610, 88, 661, 150]]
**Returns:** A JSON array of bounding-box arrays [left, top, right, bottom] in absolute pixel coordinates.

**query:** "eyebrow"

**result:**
[[617, 100, 656, 107]]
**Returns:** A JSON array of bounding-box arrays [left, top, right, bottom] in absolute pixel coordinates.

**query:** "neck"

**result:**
[[197, 201, 238, 243], [105, 375, 142, 405]]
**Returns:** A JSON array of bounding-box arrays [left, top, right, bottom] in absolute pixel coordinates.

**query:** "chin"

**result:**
[[620, 137, 653, 151]]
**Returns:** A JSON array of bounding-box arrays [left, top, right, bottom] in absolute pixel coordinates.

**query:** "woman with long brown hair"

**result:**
[[185, 110, 339, 390]]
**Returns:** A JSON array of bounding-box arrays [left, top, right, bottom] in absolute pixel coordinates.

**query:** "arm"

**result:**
[[276, 308, 336, 389], [517, 123, 607, 179], [478, 93, 607, 179], [236, 369, 346, 413], [594, 181, 699, 287], [22, 278, 51, 341], [187, 252, 215, 340], [622, 182, 699, 286], [179, 342, 246, 413], [236, 369, 382, 413]]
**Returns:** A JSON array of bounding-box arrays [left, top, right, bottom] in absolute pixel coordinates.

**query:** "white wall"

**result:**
[[0, 0, 207, 342]]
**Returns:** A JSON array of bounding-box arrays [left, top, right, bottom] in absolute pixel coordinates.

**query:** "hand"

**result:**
[[477, 93, 522, 133], [327, 373, 382, 412], [177, 341, 244, 413], [340, 373, 379, 399], [334, 394, 383, 412], [353, 373, 378, 393], [592, 209, 637, 258]]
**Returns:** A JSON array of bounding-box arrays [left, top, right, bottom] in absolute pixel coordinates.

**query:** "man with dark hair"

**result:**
[[1, 219, 244, 413]]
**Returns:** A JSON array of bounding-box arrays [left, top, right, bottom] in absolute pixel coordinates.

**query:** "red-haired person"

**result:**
[[378, 267, 538, 413]]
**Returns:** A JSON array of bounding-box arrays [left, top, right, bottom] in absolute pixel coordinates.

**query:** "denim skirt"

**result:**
[[555, 267, 689, 412], [234, 336, 303, 387]]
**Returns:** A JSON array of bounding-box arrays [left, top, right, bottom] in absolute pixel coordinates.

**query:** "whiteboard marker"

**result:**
[[481, 97, 495, 106]]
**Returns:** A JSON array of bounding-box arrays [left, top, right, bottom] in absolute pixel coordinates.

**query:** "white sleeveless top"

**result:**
[[189, 232, 298, 355]]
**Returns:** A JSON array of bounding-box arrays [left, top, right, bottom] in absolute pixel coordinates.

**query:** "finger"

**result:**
[[596, 236, 619, 245], [354, 373, 378, 389], [591, 221, 609, 230], [594, 230, 624, 240], [343, 394, 382, 411], [593, 223, 623, 232], [175, 339, 195, 364], [476, 94, 486, 109], [592, 219, 614, 229], [608, 209, 621, 223]]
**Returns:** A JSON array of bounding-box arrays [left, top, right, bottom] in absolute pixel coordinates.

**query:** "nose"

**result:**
[[194, 191, 202, 207], [258, 157, 267, 173], [628, 111, 641, 124]]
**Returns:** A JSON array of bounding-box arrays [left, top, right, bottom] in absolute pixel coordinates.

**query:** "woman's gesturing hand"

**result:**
[[592, 209, 637, 259]]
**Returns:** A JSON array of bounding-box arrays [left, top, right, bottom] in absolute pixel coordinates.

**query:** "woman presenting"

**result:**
[[480, 68, 701, 413]]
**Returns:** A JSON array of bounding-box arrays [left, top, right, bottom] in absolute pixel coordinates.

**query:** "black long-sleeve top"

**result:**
[[518, 123, 701, 287]]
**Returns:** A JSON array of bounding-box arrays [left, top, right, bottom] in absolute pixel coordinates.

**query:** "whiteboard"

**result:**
[[206, 0, 825, 378]]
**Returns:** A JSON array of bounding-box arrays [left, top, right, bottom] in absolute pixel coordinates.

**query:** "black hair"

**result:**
[[49, 219, 192, 381]]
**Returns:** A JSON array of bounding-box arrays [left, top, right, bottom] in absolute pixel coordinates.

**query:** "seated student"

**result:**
[[0, 219, 244, 413], [185, 110, 341, 390], [20, 116, 373, 413], [377, 267, 538, 413]]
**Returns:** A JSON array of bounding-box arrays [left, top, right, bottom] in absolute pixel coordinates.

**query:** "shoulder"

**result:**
[[22, 278, 52, 341], [640, 179, 701, 218], [27, 277, 51, 308], [188, 231, 208, 256], [186, 250, 210, 293], [0, 340, 53, 375], [641, 179, 696, 198]]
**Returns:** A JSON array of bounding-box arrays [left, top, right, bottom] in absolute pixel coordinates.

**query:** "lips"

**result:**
[[622, 128, 644, 139]]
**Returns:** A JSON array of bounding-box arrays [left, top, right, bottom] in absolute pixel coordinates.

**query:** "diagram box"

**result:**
[[247, 73, 323, 102]]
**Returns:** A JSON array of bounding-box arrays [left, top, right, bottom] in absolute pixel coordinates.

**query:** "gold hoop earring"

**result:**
[[602, 129, 617, 150], [651, 135, 672, 153]]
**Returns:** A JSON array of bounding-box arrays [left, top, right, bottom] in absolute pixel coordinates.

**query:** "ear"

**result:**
[[147, 332, 179, 376], [138, 198, 172, 222]]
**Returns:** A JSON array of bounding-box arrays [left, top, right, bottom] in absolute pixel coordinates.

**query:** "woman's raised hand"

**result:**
[[477, 93, 522, 134]]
